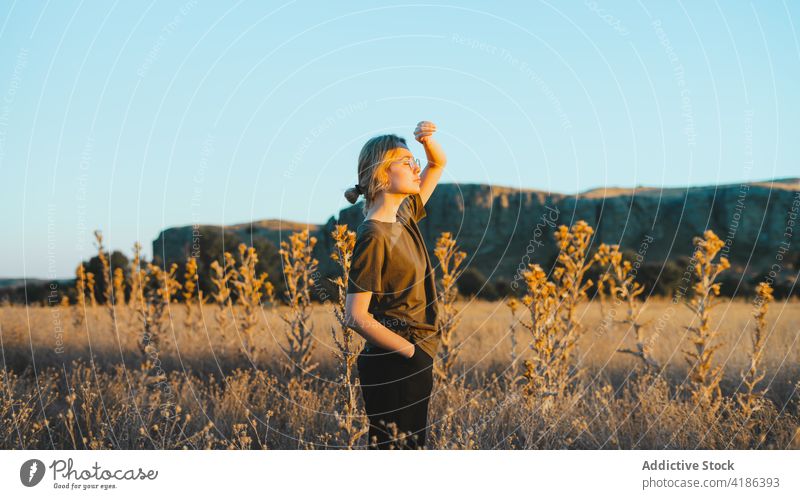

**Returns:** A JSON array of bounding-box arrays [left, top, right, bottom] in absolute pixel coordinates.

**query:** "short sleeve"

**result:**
[[347, 229, 385, 294], [398, 192, 427, 223]]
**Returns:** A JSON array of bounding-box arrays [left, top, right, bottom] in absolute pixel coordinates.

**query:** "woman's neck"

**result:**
[[366, 192, 406, 223]]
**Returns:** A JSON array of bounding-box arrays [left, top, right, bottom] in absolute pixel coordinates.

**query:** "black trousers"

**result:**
[[356, 344, 434, 449]]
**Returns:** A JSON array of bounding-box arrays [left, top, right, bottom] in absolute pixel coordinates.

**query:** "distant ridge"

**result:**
[[148, 177, 799, 293]]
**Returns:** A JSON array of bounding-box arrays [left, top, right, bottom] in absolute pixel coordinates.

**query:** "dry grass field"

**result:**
[[1, 224, 798, 449]]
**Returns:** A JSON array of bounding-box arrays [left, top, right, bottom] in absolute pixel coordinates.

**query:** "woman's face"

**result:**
[[385, 147, 422, 194]]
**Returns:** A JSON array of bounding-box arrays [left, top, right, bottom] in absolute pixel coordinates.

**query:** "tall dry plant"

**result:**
[[182, 256, 202, 330], [504, 297, 525, 385], [328, 224, 370, 449], [519, 220, 595, 401], [73, 262, 88, 326], [111, 266, 127, 328], [593, 243, 660, 373], [137, 262, 181, 374], [113, 268, 126, 306], [682, 229, 730, 417], [85, 271, 97, 309], [519, 264, 559, 399], [278, 229, 320, 381], [433, 231, 467, 383], [230, 243, 275, 365], [551, 221, 595, 337], [734, 281, 773, 436], [210, 252, 237, 359], [93, 230, 113, 324], [127, 242, 146, 332]]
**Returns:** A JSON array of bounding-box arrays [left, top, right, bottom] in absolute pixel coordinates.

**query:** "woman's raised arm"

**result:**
[[414, 120, 447, 205]]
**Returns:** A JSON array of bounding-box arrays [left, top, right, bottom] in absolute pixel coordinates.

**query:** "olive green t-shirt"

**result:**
[[347, 192, 440, 358]]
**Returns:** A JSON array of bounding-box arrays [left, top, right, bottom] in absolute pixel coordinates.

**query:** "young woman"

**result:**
[[343, 121, 447, 449]]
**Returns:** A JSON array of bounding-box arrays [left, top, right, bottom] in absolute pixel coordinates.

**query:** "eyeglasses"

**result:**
[[392, 156, 421, 171]]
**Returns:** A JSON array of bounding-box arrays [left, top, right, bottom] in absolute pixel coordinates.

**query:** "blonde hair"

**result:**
[[345, 134, 408, 215]]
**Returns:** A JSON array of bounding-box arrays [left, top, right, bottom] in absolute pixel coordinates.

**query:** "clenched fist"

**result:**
[[414, 121, 437, 144]]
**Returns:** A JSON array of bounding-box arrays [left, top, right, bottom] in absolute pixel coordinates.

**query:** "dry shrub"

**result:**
[[328, 224, 370, 449], [278, 229, 319, 381], [182, 256, 206, 330], [594, 243, 660, 373], [519, 220, 594, 402], [210, 251, 237, 358], [682, 230, 730, 419], [433, 231, 467, 383], [230, 243, 274, 365]]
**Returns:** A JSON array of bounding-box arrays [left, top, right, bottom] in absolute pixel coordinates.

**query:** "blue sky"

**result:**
[[1, 0, 798, 279]]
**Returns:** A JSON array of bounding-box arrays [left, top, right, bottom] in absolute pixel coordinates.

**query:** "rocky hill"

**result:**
[[153, 178, 800, 294]]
